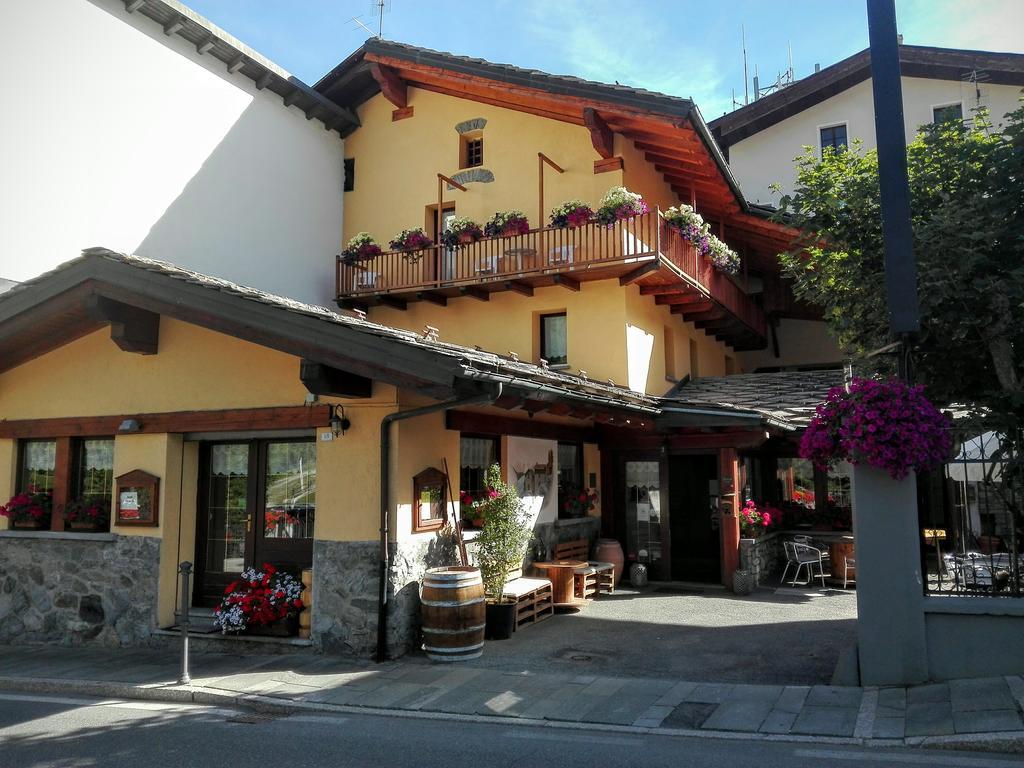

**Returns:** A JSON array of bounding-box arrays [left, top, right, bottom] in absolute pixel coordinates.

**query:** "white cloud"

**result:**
[[898, 0, 1024, 52], [521, 0, 732, 116]]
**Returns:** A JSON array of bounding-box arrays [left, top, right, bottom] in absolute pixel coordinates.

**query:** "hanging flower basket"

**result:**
[[441, 217, 484, 248], [594, 186, 648, 227], [484, 210, 530, 238], [1, 486, 52, 530], [800, 377, 953, 481], [389, 228, 433, 253], [664, 204, 740, 275], [340, 232, 382, 264], [549, 200, 594, 229]]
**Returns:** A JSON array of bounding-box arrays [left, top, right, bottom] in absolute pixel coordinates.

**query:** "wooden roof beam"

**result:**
[[369, 63, 408, 109], [553, 274, 581, 292], [582, 107, 614, 159]]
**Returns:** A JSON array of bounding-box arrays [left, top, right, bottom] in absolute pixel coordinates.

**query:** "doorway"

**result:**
[[430, 205, 456, 282], [669, 455, 721, 582], [193, 439, 316, 607]]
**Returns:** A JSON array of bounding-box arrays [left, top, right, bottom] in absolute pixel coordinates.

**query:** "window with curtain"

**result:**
[[18, 440, 56, 493], [540, 312, 567, 366], [73, 438, 114, 506], [460, 436, 498, 498]]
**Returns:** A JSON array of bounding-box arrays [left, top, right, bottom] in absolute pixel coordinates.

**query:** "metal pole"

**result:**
[[177, 561, 192, 685], [866, 0, 920, 381]]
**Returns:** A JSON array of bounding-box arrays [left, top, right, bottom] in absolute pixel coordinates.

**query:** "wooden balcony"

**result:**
[[336, 211, 767, 350]]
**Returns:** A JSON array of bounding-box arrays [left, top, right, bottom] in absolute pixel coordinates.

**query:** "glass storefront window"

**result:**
[[74, 438, 114, 506], [776, 457, 815, 508], [263, 441, 316, 539], [624, 460, 662, 568], [19, 440, 56, 493]]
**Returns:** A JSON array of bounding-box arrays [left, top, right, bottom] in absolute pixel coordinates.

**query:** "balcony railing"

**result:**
[[336, 210, 766, 339]]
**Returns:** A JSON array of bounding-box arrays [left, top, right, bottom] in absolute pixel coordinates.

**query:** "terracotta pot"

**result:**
[[595, 538, 625, 585], [458, 231, 475, 245]]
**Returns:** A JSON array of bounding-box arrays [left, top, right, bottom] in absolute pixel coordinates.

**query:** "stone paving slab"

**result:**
[[952, 708, 1024, 734], [872, 716, 906, 738], [701, 699, 774, 732], [905, 701, 955, 737], [791, 705, 860, 737], [759, 709, 797, 734], [774, 686, 811, 713], [804, 685, 862, 708]]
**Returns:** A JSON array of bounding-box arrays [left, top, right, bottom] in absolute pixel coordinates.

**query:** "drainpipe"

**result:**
[[376, 382, 502, 662]]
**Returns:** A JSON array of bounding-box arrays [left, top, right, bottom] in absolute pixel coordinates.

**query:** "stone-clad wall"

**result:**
[[0, 532, 160, 646], [739, 533, 784, 586]]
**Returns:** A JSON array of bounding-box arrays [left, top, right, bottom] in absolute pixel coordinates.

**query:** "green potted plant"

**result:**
[[340, 232, 382, 264], [0, 486, 52, 530], [483, 210, 530, 237], [594, 186, 648, 226], [389, 227, 433, 253], [473, 464, 533, 640], [549, 199, 594, 229], [441, 217, 484, 248]]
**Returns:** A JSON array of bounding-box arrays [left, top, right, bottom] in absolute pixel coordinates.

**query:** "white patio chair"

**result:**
[[780, 540, 828, 588], [842, 556, 856, 589]]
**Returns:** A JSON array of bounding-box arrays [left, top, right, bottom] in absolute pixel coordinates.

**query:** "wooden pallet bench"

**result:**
[[553, 539, 616, 600], [502, 577, 554, 630]]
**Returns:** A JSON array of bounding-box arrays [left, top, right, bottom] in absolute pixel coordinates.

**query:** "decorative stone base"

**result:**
[[0, 532, 160, 646]]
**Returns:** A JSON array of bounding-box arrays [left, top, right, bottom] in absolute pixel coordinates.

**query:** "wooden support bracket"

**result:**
[[553, 274, 581, 292], [370, 63, 408, 109], [583, 107, 614, 159], [84, 295, 159, 355]]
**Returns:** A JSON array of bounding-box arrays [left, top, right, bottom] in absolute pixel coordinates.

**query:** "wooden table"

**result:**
[[532, 560, 587, 608]]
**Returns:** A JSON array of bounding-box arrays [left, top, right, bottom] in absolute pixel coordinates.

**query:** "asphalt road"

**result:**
[[0, 692, 1019, 768]]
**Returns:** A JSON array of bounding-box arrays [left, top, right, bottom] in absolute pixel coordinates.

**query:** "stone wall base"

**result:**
[[0, 532, 160, 646]]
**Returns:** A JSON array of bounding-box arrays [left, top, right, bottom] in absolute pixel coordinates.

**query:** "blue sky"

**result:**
[[187, 0, 1024, 118]]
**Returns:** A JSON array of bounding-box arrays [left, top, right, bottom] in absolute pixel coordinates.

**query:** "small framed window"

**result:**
[[412, 467, 446, 533], [343, 158, 355, 192], [932, 103, 963, 125], [460, 135, 483, 169], [819, 123, 848, 157], [540, 312, 568, 367]]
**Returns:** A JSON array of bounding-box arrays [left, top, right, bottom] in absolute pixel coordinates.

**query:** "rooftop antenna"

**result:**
[[788, 40, 794, 82], [742, 24, 749, 106], [350, 0, 390, 39]]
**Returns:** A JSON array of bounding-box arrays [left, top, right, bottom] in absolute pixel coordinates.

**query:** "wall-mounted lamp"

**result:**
[[330, 405, 351, 437], [118, 419, 142, 433]]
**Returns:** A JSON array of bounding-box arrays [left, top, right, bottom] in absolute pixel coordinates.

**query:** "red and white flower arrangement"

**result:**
[[800, 377, 952, 481], [484, 210, 531, 237], [214, 563, 304, 634], [595, 186, 649, 227], [340, 232, 382, 263], [562, 486, 598, 517], [460, 488, 499, 528], [549, 200, 594, 229], [64, 496, 109, 529], [389, 227, 433, 252]]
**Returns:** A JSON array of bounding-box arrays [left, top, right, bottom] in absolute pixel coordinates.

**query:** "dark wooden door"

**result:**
[[194, 439, 315, 607], [669, 455, 721, 583]]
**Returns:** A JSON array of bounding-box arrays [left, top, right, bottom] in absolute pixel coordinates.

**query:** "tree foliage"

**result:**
[[776, 103, 1024, 425], [473, 464, 534, 600]]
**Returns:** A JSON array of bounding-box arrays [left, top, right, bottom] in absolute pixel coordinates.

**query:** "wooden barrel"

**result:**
[[420, 566, 486, 662]]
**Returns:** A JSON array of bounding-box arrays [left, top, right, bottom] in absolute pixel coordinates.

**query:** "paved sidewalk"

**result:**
[[1, 645, 1023, 746]]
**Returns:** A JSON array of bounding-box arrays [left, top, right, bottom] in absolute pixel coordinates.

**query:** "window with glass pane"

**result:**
[[264, 442, 316, 539], [932, 103, 963, 125], [557, 443, 583, 518], [460, 436, 498, 497], [776, 458, 815, 508], [74, 438, 114, 507], [540, 312, 568, 366], [206, 444, 249, 574], [819, 124, 847, 156], [18, 440, 56, 493], [625, 460, 662, 568]]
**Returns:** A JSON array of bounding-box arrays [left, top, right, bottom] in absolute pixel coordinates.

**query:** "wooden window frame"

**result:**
[[459, 434, 500, 497], [459, 134, 484, 169], [412, 467, 447, 533], [540, 312, 568, 368], [14, 437, 71, 532], [818, 122, 848, 157]]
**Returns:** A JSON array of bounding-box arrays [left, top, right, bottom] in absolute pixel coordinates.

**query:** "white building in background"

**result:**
[[0, 0, 355, 306], [710, 45, 1024, 205]]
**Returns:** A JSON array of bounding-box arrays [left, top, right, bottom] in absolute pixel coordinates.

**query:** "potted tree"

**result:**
[[473, 464, 533, 640]]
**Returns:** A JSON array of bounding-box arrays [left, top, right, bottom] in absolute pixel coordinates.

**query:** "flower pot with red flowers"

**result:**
[[213, 563, 304, 635], [560, 485, 598, 518], [594, 186, 649, 227], [483, 210, 530, 238], [460, 489, 495, 529], [441, 217, 484, 248], [340, 232, 383, 264], [389, 227, 433, 255], [738, 500, 778, 538], [64, 496, 110, 532], [1, 486, 52, 530], [549, 199, 593, 229]]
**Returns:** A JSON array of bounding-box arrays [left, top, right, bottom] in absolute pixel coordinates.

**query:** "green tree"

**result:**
[[776, 102, 1024, 539], [473, 464, 534, 600]]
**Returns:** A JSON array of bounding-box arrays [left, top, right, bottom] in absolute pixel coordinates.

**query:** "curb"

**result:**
[[2, 676, 1023, 751]]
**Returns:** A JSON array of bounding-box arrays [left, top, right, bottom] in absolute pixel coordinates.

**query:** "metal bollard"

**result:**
[[177, 561, 192, 686]]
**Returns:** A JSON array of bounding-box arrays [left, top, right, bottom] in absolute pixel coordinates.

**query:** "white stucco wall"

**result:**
[[729, 76, 1023, 204], [506, 436, 558, 527], [0, 0, 344, 305]]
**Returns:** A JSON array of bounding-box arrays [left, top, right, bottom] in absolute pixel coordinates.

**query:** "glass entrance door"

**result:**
[[194, 439, 316, 606], [624, 460, 664, 575]]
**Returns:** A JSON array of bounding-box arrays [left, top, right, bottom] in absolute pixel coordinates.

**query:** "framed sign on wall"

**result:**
[[412, 467, 447, 533], [115, 470, 159, 527]]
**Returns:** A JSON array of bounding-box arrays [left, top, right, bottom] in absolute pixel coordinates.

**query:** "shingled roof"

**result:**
[[664, 370, 845, 429]]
